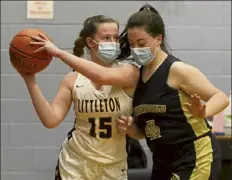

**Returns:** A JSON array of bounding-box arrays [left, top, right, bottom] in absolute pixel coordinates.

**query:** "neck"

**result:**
[[145, 49, 168, 72], [89, 51, 113, 90]]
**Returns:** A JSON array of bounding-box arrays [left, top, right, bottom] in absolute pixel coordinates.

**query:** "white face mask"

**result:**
[[93, 41, 121, 64], [130, 41, 156, 66]]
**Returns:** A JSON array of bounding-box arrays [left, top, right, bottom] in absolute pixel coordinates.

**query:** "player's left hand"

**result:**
[[116, 116, 133, 136], [30, 33, 61, 57], [185, 94, 206, 118]]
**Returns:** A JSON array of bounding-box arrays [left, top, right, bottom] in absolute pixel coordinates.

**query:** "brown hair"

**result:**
[[73, 15, 119, 57], [118, 4, 170, 60]]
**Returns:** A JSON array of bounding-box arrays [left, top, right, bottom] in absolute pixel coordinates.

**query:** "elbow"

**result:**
[[43, 124, 57, 129], [219, 91, 230, 108], [41, 118, 59, 129], [224, 96, 230, 108]]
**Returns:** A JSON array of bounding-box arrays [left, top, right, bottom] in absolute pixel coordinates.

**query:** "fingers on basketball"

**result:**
[[9, 28, 53, 74]]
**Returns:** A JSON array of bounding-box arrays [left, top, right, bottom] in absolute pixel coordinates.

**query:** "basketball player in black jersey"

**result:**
[[117, 4, 230, 180]]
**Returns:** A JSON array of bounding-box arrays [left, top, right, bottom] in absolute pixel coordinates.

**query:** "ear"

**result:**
[[156, 34, 163, 45], [86, 37, 94, 48]]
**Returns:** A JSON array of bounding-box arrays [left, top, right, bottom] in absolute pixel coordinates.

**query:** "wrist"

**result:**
[[24, 78, 36, 89], [55, 49, 65, 59], [127, 123, 135, 135]]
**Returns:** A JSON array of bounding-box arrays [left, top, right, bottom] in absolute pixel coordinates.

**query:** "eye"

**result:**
[[138, 44, 146, 47], [114, 36, 119, 42], [103, 36, 111, 41]]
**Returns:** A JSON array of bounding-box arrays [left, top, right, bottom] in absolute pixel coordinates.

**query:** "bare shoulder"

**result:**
[[114, 60, 140, 81], [170, 61, 201, 78], [119, 63, 140, 96], [172, 60, 200, 72], [171, 61, 188, 72], [122, 63, 140, 84], [118, 58, 141, 69], [119, 61, 140, 76], [168, 60, 204, 89], [120, 62, 139, 70], [62, 71, 78, 89]]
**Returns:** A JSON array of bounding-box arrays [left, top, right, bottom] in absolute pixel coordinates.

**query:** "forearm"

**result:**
[[127, 122, 145, 139], [25, 80, 58, 128], [58, 50, 107, 84], [205, 91, 230, 118]]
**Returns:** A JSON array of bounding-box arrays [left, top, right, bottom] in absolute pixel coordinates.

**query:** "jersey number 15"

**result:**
[[88, 117, 112, 138]]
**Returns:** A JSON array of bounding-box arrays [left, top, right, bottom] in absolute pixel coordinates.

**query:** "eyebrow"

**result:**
[[137, 39, 145, 41], [99, 32, 119, 36], [128, 38, 145, 42]]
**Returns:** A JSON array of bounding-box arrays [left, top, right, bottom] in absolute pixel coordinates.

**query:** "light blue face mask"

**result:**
[[94, 41, 121, 64], [130, 41, 156, 66]]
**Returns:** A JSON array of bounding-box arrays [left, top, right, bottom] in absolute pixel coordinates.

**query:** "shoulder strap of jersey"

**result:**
[[156, 54, 182, 84], [72, 73, 83, 100]]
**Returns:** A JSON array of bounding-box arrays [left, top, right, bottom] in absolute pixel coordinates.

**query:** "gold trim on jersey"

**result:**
[[189, 135, 213, 179], [145, 120, 161, 140], [134, 104, 166, 117], [178, 90, 210, 137], [171, 173, 180, 180]]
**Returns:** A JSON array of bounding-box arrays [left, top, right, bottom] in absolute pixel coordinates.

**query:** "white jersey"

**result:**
[[61, 64, 133, 164]]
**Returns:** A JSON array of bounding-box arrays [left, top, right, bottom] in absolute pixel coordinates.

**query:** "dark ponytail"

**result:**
[[139, 4, 160, 14], [117, 28, 131, 60], [73, 36, 86, 57], [140, 4, 170, 54], [117, 4, 170, 60]]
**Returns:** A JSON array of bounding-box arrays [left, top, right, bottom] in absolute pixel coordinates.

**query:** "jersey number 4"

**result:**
[[88, 117, 112, 138]]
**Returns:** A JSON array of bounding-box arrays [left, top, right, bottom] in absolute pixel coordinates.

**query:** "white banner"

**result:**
[[27, 1, 54, 19]]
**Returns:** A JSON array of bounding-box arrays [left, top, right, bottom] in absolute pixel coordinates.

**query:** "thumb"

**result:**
[[185, 103, 192, 110], [127, 116, 133, 126], [119, 115, 127, 121], [201, 104, 206, 111], [32, 47, 44, 54]]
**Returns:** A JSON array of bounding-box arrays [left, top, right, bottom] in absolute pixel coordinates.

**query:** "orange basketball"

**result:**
[[9, 28, 53, 73]]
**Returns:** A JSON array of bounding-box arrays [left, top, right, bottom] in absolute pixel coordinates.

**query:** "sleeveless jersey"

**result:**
[[133, 54, 212, 153], [62, 63, 133, 164]]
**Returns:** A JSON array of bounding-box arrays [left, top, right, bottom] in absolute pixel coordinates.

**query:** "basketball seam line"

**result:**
[[10, 44, 51, 61]]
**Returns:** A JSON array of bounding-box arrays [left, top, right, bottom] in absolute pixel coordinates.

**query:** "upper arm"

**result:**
[[99, 63, 140, 88], [172, 62, 220, 102], [50, 72, 76, 124]]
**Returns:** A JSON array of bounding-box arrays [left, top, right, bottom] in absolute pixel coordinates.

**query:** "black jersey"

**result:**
[[133, 54, 211, 153]]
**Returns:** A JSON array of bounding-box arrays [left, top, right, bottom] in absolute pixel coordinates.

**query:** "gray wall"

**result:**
[[1, 1, 231, 180]]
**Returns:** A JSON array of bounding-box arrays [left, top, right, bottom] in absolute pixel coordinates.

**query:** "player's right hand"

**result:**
[[116, 116, 133, 136], [14, 66, 36, 86], [30, 33, 61, 58]]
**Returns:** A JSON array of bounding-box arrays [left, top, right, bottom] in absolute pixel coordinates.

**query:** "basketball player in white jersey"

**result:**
[[18, 15, 140, 180]]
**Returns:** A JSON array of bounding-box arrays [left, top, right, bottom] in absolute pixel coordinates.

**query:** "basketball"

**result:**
[[9, 28, 53, 73]]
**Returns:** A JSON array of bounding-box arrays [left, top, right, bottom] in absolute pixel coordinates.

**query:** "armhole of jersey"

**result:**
[[113, 60, 138, 99], [112, 61, 134, 99], [118, 58, 141, 69], [72, 72, 80, 100], [165, 58, 183, 92], [120, 87, 133, 99], [127, 61, 141, 69]]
